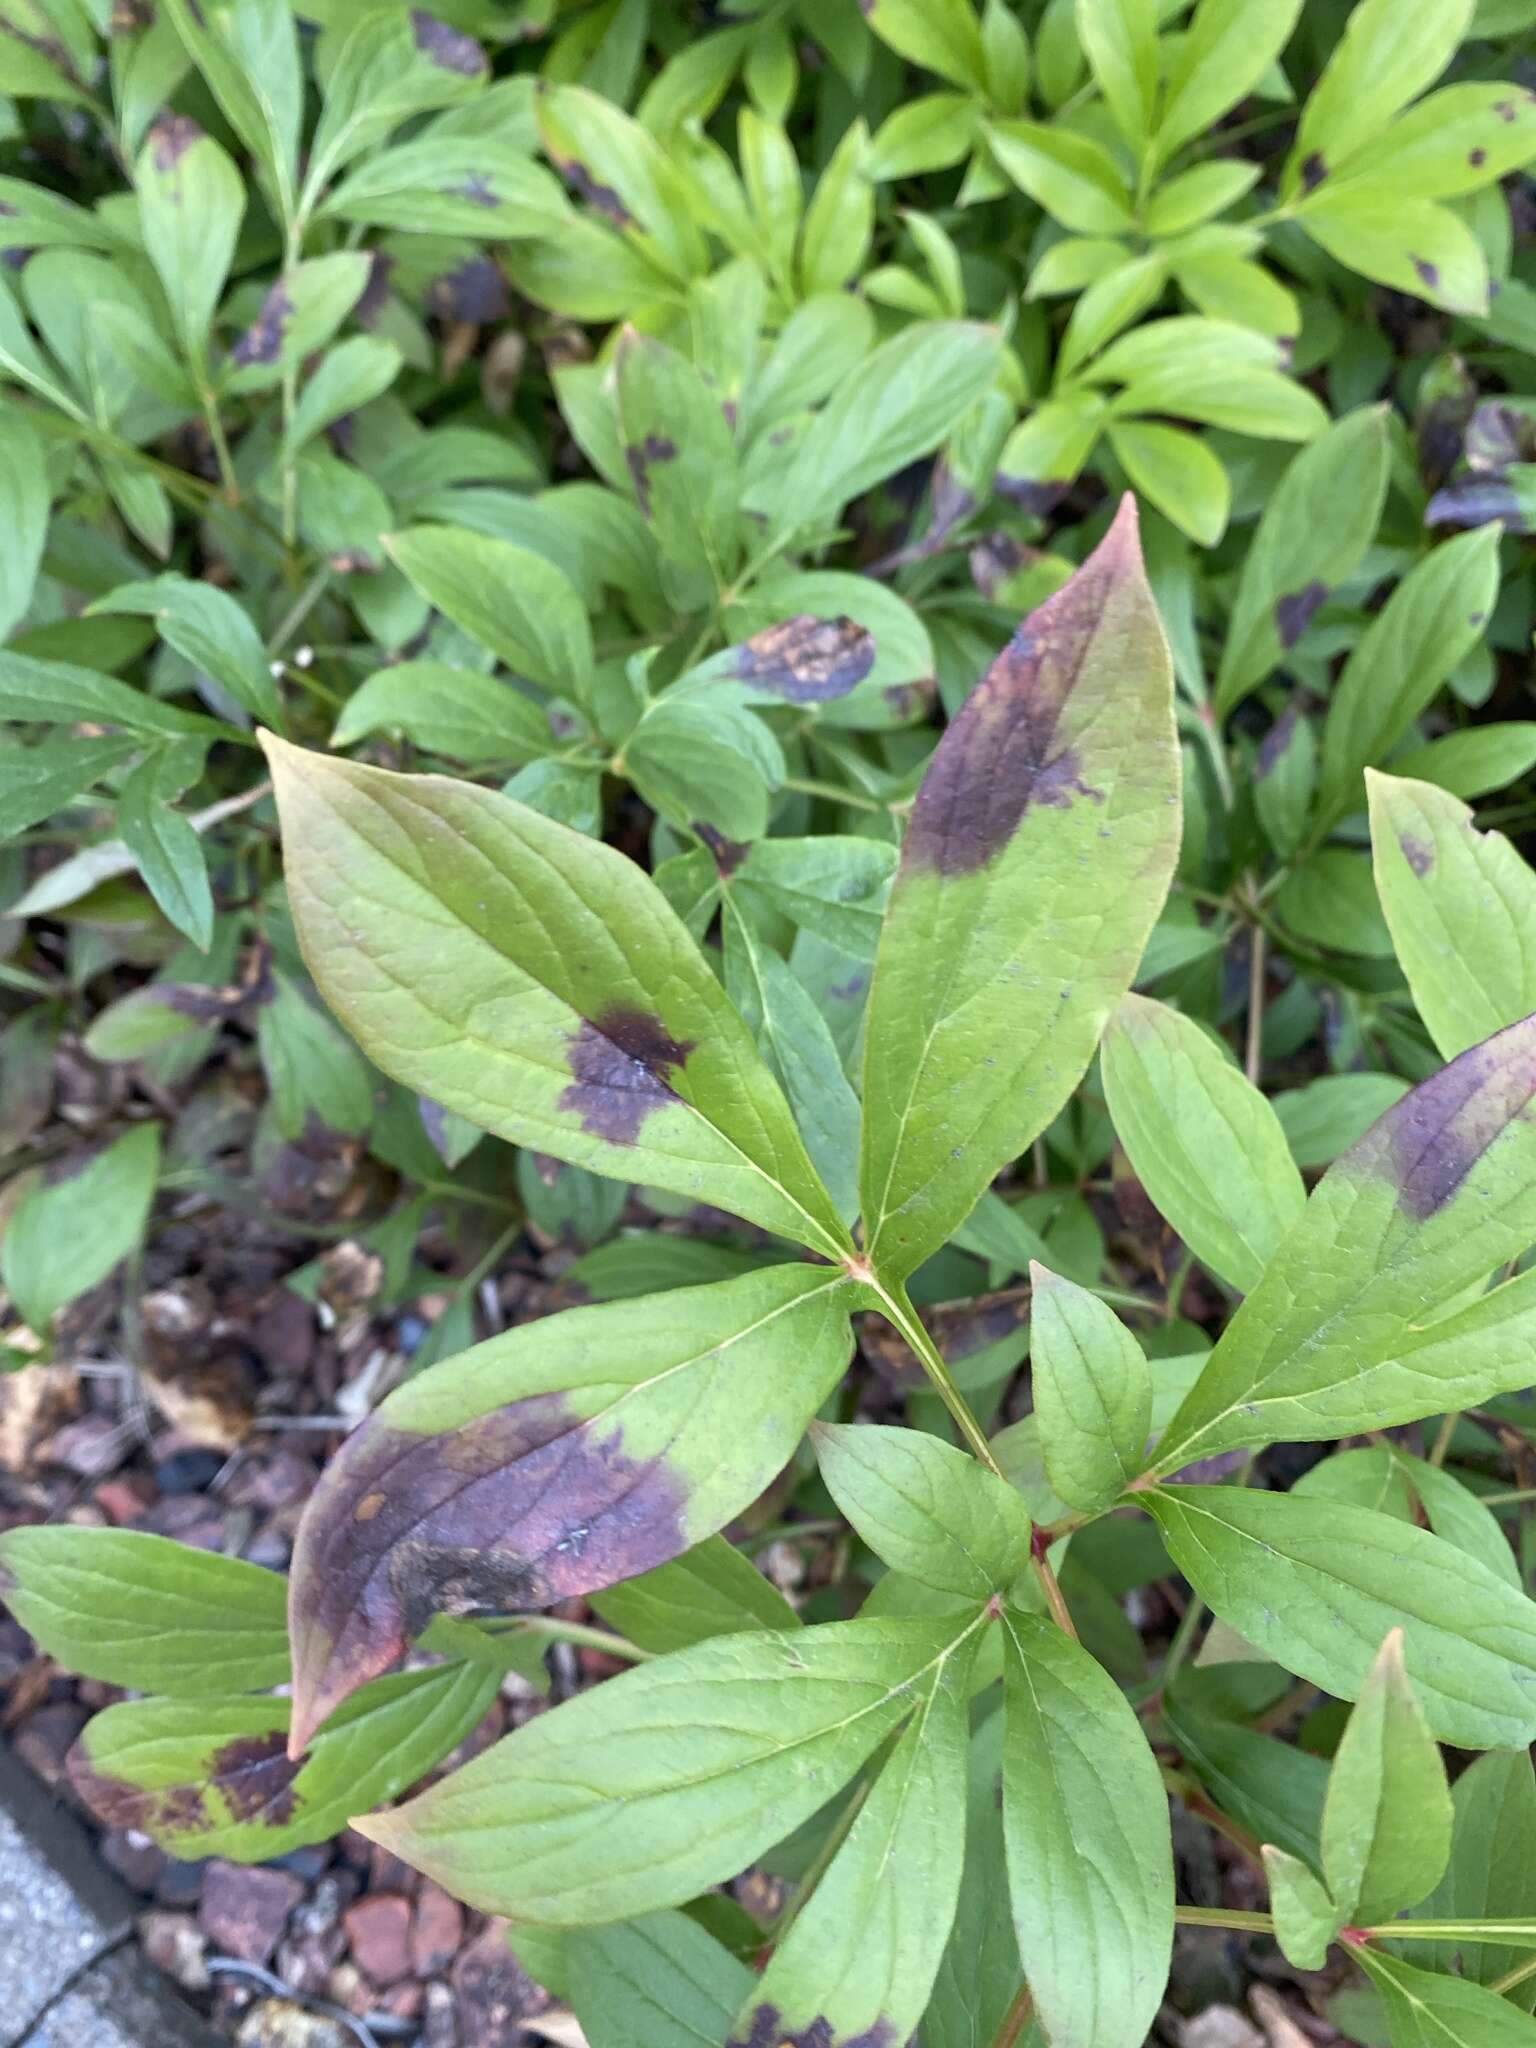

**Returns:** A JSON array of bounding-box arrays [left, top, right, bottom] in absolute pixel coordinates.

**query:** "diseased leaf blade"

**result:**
[[352, 1613, 986, 1925], [1144, 1486, 1536, 1749], [286, 1266, 854, 1751], [1001, 1607, 1174, 2048], [260, 740, 849, 1257], [859, 496, 1180, 1279]]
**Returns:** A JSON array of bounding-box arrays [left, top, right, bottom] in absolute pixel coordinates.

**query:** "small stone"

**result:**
[[140, 1908, 209, 1991], [421, 1980, 459, 2048], [234, 1996, 356, 2048], [411, 1884, 465, 1978], [100, 1827, 166, 1894], [452, 1921, 542, 2045], [42, 1414, 126, 1476], [198, 1860, 303, 1965], [379, 1979, 425, 2020], [343, 1891, 413, 1985], [367, 1840, 418, 1894], [15, 1700, 89, 1786], [1181, 2008, 1266, 2048], [155, 1856, 207, 1908], [153, 1446, 228, 1494]]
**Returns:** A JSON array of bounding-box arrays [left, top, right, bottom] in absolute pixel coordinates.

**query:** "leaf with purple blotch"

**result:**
[[283, 1264, 855, 1752], [66, 1660, 497, 1860], [858, 494, 1180, 1280], [260, 739, 849, 1260], [1151, 1011, 1536, 1471], [671, 613, 877, 707]]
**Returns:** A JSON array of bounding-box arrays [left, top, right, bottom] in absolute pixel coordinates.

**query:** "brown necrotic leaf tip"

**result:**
[[286, 1391, 689, 1755], [901, 494, 1145, 876]]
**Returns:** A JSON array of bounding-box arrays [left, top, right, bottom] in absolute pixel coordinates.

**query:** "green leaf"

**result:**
[[812, 1421, 1033, 1597], [1253, 699, 1318, 860], [287, 335, 402, 454], [1289, 0, 1474, 187], [728, 836, 898, 961], [66, 1661, 497, 1860], [1263, 1846, 1343, 1969], [625, 699, 781, 842], [1144, 1485, 1536, 1749], [1316, 528, 1501, 828], [760, 320, 1002, 541], [859, 498, 1180, 1279], [1153, 0, 1306, 167], [1369, 773, 1536, 1060], [731, 1642, 975, 2047], [284, 1265, 854, 1750], [614, 327, 741, 581], [320, 137, 566, 238], [722, 909, 860, 1221], [1415, 1749, 1536, 1996], [863, 0, 987, 89], [158, 0, 300, 220], [1077, 0, 1158, 150], [1323, 1630, 1453, 1922], [0, 407, 47, 639], [570, 1912, 753, 2048], [92, 574, 284, 730], [1300, 184, 1489, 315], [134, 116, 244, 366], [2, 1123, 160, 1335], [118, 752, 213, 949], [1102, 994, 1306, 1292], [1153, 1016, 1536, 1466], [353, 1611, 987, 1923], [926, 1713, 1022, 2048], [1166, 1700, 1328, 1865], [383, 525, 593, 704], [0, 1527, 287, 1694], [1146, 160, 1261, 236], [1029, 1263, 1152, 1511], [331, 662, 553, 764], [1356, 1945, 1536, 2046], [260, 742, 848, 1256], [1272, 1073, 1411, 1168], [1215, 406, 1391, 716], [998, 391, 1108, 508], [590, 1535, 799, 1655], [1106, 419, 1231, 546], [256, 970, 375, 1140], [1000, 1606, 1174, 2048], [988, 119, 1132, 236], [0, 734, 138, 840], [1394, 725, 1536, 802]]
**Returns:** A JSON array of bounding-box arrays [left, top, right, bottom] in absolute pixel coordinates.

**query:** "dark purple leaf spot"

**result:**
[[289, 1391, 690, 1749], [355, 251, 395, 329], [409, 8, 485, 73], [1367, 1019, 1536, 1221], [230, 283, 292, 368], [207, 1732, 300, 1824], [1400, 832, 1435, 878], [418, 1096, 457, 1163], [970, 531, 1033, 600], [1255, 703, 1298, 780], [149, 113, 202, 172], [694, 821, 750, 875], [900, 505, 1144, 877], [429, 257, 509, 326], [995, 473, 1069, 516], [1497, 100, 1518, 122], [555, 156, 634, 229], [1471, 147, 1488, 167], [1300, 151, 1327, 192], [1426, 478, 1527, 532], [732, 2006, 898, 2048], [729, 614, 876, 704], [559, 1007, 695, 1144], [625, 432, 676, 517], [883, 679, 935, 722], [1413, 257, 1441, 292], [0, 202, 15, 218], [67, 1750, 210, 1838], [828, 972, 867, 1003], [448, 174, 499, 208], [1275, 580, 1328, 649]]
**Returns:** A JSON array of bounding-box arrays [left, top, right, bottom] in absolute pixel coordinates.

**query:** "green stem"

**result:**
[[199, 384, 239, 501], [990, 1984, 1035, 2048], [1427, 1409, 1460, 1469], [487, 1615, 651, 1662], [1158, 1593, 1207, 1696], [267, 565, 333, 658], [1492, 1954, 1536, 1997], [767, 1773, 873, 1946], [870, 1279, 1005, 1477], [1176, 1907, 1275, 1933], [781, 776, 889, 815]]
